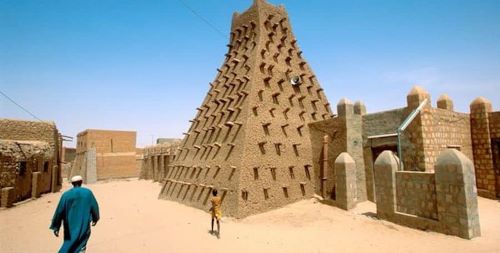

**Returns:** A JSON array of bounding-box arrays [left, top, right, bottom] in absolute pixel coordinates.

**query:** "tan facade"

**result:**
[[71, 129, 137, 182], [0, 119, 62, 207], [158, 0, 333, 218], [310, 86, 499, 202], [140, 142, 179, 182], [309, 99, 366, 202]]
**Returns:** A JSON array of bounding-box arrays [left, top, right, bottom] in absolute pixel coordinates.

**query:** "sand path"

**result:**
[[1, 178, 499, 253]]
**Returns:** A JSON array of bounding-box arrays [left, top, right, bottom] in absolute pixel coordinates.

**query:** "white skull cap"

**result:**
[[71, 175, 83, 183]]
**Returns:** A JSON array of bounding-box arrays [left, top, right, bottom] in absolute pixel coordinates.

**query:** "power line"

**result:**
[[176, 0, 228, 39], [0, 89, 43, 121]]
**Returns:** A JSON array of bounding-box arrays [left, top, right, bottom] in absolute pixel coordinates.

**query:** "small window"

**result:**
[[44, 161, 49, 172]]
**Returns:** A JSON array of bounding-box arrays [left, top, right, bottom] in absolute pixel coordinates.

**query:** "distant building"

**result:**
[[156, 138, 181, 144], [140, 141, 180, 181], [63, 147, 76, 163], [0, 119, 62, 208], [70, 129, 137, 183]]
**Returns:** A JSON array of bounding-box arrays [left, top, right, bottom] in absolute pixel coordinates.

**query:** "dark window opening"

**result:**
[[19, 161, 27, 176]]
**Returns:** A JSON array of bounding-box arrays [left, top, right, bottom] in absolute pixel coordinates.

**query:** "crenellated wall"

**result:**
[[374, 149, 481, 239]]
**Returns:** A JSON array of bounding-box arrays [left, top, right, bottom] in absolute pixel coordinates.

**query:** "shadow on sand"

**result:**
[[208, 230, 220, 239], [361, 212, 378, 219]]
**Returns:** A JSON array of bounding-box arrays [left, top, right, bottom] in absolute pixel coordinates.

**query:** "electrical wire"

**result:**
[[176, 0, 228, 39], [0, 89, 43, 121]]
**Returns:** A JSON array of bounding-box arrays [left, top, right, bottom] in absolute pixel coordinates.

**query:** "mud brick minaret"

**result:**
[[158, 0, 333, 218]]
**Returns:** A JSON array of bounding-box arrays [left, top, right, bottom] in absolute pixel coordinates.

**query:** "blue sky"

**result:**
[[1, 0, 499, 147]]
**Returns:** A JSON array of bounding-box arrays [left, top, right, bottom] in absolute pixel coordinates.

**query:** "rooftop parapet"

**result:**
[[337, 98, 354, 117], [406, 85, 431, 110], [354, 101, 366, 115], [470, 96, 492, 113], [437, 94, 454, 111]]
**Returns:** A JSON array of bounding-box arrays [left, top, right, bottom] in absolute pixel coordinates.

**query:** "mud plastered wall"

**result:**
[[159, 0, 333, 218], [0, 119, 62, 205], [309, 99, 367, 202], [72, 129, 137, 181], [141, 142, 179, 181], [309, 118, 346, 199]]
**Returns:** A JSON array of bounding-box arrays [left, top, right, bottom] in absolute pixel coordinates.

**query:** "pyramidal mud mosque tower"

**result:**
[[159, 0, 333, 218]]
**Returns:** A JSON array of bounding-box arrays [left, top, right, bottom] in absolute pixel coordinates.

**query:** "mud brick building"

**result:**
[[310, 86, 499, 202], [140, 141, 180, 182], [63, 147, 76, 163], [70, 129, 137, 183], [158, 0, 333, 218], [62, 147, 76, 178], [0, 119, 62, 208]]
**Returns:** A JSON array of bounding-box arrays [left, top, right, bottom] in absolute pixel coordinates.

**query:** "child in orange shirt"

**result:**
[[210, 189, 222, 238]]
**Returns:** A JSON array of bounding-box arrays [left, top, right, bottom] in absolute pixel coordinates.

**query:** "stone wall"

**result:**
[[395, 171, 437, 219], [470, 98, 497, 198], [420, 108, 472, 170], [489, 112, 500, 138], [489, 112, 500, 197], [374, 149, 481, 239]]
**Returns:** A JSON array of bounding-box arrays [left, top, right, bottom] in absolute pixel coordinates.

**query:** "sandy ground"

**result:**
[[1, 178, 499, 253]]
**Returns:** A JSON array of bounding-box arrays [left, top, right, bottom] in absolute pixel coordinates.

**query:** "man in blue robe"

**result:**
[[50, 175, 100, 253]]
